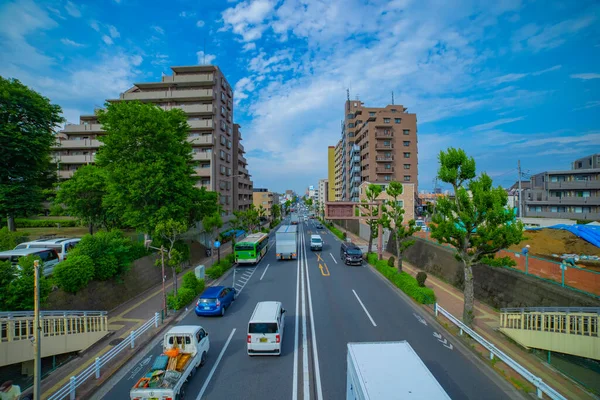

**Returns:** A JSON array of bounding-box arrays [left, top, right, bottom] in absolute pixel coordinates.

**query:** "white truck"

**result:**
[[290, 213, 299, 225], [346, 341, 451, 400], [130, 325, 210, 400], [276, 224, 298, 260]]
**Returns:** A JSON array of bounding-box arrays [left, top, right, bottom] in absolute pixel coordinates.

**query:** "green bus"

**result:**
[[234, 233, 269, 265]]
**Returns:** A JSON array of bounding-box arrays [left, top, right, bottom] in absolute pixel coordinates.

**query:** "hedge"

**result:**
[[14, 218, 80, 228], [54, 255, 95, 293], [168, 272, 206, 310], [322, 220, 345, 241], [206, 253, 236, 280], [367, 253, 436, 305]]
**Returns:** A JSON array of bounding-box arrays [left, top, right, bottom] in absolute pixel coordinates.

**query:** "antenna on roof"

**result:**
[[346, 88, 350, 110], [391, 91, 394, 105]]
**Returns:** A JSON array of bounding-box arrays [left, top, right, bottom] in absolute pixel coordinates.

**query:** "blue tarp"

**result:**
[[222, 229, 245, 238], [526, 224, 600, 249]]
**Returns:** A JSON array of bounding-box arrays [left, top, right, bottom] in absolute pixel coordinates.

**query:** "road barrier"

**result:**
[[47, 312, 160, 400], [434, 304, 566, 400]]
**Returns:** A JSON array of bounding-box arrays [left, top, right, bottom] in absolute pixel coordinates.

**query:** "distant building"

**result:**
[[573, 153, 600, 170], [358, 182, 415, 225], [252, 188, 274, 220], [318, 179, 328, 210]]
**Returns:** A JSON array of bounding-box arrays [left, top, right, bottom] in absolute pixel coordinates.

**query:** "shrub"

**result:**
[[387, 256, 395, 268], [416, 272, 428, 287], [14, 218, 79, 228], [0, 227, 29, 251], [206, 265, 223, 279], [2, 255, 52, 310], [481, 256, 517, 268], [167, 287, 197, 310], [54, 255, 95, 293], [49, 204, 66, 216], [182, 271, 205, 294]]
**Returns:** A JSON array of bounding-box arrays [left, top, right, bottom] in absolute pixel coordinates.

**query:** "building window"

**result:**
[[348, 123, 355, 128], [395, 118, 401, 123], [200, 163, 210, 168], [227, 139, 232, 149], [385, 164, 391, 169], [227, 126, 233, 136], [220, 150, 225, 159], [221, 106, 226, 115], [369, 112, 375, 116], [226, 154, 231, 162], [404, 164, 410, 169], [220, 120, 226, 131], [403, 141, 410, 146], [383, 118, 390, 123], [347, 114, 354, 119], [221, 92, 226, 101], [220, 135, 226, 145], [403, 129, 410, 135], [404, 152, 410, 158], [384, 140, 391, 146], [227, 167, 232, 176], [220, 165, 226, 174], [391, 109, 397, 113], [404, 175, 410, 182], [384, 175, 391, 181]]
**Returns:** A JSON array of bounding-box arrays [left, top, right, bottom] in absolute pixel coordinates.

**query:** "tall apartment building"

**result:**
[[318, 179, 328, 208], [523, 154, 600, 221], [334, 141, 343, 201], [327, 146, 335, 202], [53, 65, 252, 215], [252, 188, 274, 219], [334, 100, 418, 202]]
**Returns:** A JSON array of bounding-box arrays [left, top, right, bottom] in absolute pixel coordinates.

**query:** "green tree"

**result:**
[[53, 255, 95, 293], [257, 205, 267, 222], [55, 165, 109, 234], [95, 101, 208, 234], [361, 184, 383, 254], [284, 200, 291, 214], [3, 255, 51, 310], [202, 212, 223, 248], [154, 219, 188, 296], [0, 77, 64, 231], [430, 148, 524, 326], [382, 182, 418, 268], [271, 204, 281, 221], [0, 227, 29, 251]]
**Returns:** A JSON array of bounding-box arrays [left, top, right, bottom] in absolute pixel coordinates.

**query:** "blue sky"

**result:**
[[1, 0, 599, 194]]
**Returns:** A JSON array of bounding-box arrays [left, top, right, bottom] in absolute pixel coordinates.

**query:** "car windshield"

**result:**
[[235, 244, 254, 251], [347, 249, 362, 255], [199, 298, 216, 304], [249, 323, 278, 334], [311, 238, 321, 243]]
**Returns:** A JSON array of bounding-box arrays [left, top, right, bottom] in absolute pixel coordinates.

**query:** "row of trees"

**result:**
[[353, 148, 523, 326]]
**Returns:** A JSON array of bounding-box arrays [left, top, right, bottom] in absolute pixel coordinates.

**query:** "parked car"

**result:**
[[14, 237, 81, 261], [195, 286, 237, 316], [340, 242, 363, 266], [0, 248, 60, 276]]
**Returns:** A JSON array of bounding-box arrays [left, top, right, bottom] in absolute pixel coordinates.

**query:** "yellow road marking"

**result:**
[[319, 263, 330, 276], [316, 253, 324, 262]]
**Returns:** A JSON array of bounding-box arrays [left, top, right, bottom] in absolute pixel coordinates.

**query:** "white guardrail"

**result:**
[[47, 312, 160, 400], [434, 304, 566, 400]]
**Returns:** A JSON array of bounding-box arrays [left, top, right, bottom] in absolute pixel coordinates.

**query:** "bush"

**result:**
[[167, 287, 196, 310], [14, 218, 79, 228], [388, 256, 395, 268], [261, 227, 269, 233], [366, 253, 435, 304], [206, 265, 223, 279], [481, 256, 517, 268], [54, 255, 95, 293], [0, 227, 29, 251], [1, 255, 52, 311], [49, 204, 66, 216], [416, 272, 428, 287], [182, 271, 205, 294]]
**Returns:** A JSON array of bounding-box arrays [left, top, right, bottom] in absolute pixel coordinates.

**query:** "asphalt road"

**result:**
[[96, 214, 520, 400]]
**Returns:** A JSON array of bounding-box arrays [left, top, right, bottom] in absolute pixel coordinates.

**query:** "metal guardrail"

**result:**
[[501, 307, 600, 315], [434, 304, 566, 400], [47, 312, 160, 400], [0, 311, 107, 319]]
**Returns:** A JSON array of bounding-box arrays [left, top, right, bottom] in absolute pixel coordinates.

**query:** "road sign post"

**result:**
[[215, 241, 221, 264]]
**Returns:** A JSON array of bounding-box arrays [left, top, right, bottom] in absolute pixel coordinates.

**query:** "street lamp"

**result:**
[[144, 241, 167, 320]]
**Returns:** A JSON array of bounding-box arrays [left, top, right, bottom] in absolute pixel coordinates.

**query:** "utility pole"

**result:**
[[161, 246, 167, 319], [33, 259, 41, 400], [518, 160, 523, 218]]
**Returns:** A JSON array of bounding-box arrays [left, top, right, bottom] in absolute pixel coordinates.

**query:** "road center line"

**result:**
[[329, 253, 338, 264], [196, 328, 236, 400], [260, 263, 270, 280], [300, 230, 310, 400], [352, 289, 377, 327], [292, 231, 300, 400]]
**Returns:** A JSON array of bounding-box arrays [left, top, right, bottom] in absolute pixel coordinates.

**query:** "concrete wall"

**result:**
[[332, 220, 360, 236], [387, 237, 600, 308]]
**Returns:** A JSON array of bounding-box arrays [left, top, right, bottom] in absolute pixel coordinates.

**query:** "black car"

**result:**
[[315, 223, 324, 229], [340, 242, 363, 265]]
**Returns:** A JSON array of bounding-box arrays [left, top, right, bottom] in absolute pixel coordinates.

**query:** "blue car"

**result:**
[[195, 286, 237, 317]]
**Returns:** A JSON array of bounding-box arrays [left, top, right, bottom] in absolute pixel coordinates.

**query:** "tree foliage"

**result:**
[[153, 219, 189, 296], [54, 255, 95, 293], [202, 212, 223, 247], [95, 101, 211, 234], [0, 227, 29, 251], [430, 148, 524, 326], [0, 255, 52, 311], [271, 204, 281, 220], [0, 77, 64, 230], [232, 205, 260, 235], [381, 182, 418, 270], [361, 184, 383, 255]]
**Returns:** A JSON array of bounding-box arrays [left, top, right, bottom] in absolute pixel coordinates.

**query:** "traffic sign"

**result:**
[[214, 241, 221, 248]]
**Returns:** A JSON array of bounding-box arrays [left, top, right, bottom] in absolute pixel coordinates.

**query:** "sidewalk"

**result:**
[[39, 241, 236, 400], [341, 229, 594, 400]]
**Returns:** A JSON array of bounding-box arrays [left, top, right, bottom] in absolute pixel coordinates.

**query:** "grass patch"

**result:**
[[510, 377, 533, 394], [366, 253, 436, 304], [16, 227, 139, 240]]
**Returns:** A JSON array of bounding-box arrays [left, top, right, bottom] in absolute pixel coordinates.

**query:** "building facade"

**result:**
[[232, 124, 253, 211], [334, 100, 418, 203], [327, 146, 335, 202], [53, 65, 252, 215], [318, 179, 328, 210], [573, 153, 600, 170], [334, 141, 343, 201], [253, 189, 274, 219], [523, 155, 600, 221]]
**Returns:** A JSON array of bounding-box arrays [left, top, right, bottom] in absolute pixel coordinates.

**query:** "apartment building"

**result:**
[[334, 141, 343, 201], [523, 154, 600, 221], [358, 182, 415, 225], [327, 146, 335, 202], [53, 65, 252, 215], [573, 153, 600, 170], [334, 100, 418, 203], [253, 188, 274, 219], [318, 179, 328, 209]]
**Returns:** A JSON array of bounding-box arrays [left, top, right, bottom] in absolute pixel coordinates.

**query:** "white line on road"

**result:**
[[300, 231, 310, 400], [352, 289, 377, 327], [238, 277, 249, 283], [196, 328, 236, 400], [260, 263, 271, 280], [292, 232, 300, 400], [329, 253, 338, 264]]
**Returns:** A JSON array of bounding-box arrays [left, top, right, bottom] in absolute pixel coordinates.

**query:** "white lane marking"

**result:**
[[236, 267, 257, 295], [329, 253, 338, 264], [238, 277, 249, 283], [196, 328, 236, 400], [292, 231, 300, 400], [300, 230, 310, 400], [304, 226, 324, 400], [243, 271, 252, 277], [260, 263, 271, 280], [352, 289, 377, 327]]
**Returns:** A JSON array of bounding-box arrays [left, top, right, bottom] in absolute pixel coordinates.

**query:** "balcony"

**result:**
[[62, 123, 103, 133], [375, 143, 393, 150], [524, 211, 600, 221], [187, 135, 214, 145], [55, 154, 95, 164], [116, 89, 214, 102], [375, 132, 393, 138], [58, 170, 75, 179], [194, 168, 211, 177], [161, 73, 215, 85], [53, 139, 102, 150], [526, 197, 600, 206], [170, 104, 214, 114], [376, 167, 394, 173], [192, 152, 212, 161], [188, 119, 213, 130], [375, 120, 393, 127], [547, 181, 600, 190], [376, 156, 394, 162], [238, 143, 245, 153]]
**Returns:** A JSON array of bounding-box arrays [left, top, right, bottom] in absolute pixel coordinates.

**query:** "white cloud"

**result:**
[[470, 117, 525, 132], [61, 38, 85, 47], [242, 42, 256, 52], [512, 14, 596, 52], [102, 35, 113, 45], [491, 73, 527, 85], [108, 25, 120, 38], [572, 101, 600, 111], [152, 25, 164, 34], [196, 51, 216, 65], [221, 0, 276, 42], [64, 1, 81, 18], [570, 73, 600, 80], [196, 20, 205, 27], [179, 11, 196, 18], [531, 65, 562, 75], [90, 20, 100, 31], [151, 53, 169, 66], [511, 132, 600, 148]]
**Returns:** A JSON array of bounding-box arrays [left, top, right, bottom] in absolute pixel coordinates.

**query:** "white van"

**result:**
[[310, 234, 323, 251], [14, 237, 81, 261], [247, 301, 286, 356]]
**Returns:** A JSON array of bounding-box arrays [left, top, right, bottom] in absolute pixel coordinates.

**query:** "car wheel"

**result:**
[[200, 351, 207, 366], [221, 307, 226, 316]]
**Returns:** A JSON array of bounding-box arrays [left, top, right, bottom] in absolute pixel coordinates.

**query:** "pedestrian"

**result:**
[[0, 381, 21, 400]]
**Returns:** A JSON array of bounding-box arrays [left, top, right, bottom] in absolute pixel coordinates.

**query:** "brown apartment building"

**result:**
[[53, 65, 253, 216], [334, 100, 419, 202]]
